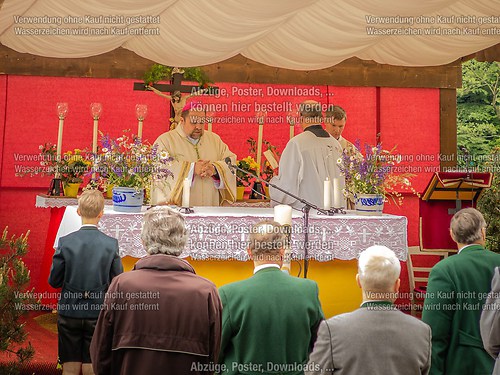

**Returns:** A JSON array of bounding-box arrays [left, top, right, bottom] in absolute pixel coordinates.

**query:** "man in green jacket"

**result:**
[[423, 207, 500, 375], [218, 220, 324, 375]]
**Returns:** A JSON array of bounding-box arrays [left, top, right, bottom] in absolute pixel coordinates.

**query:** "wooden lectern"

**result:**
[[419, 172, 493, 252]]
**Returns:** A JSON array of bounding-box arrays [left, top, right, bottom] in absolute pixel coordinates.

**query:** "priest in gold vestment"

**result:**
[[151, 104, 236, 206]]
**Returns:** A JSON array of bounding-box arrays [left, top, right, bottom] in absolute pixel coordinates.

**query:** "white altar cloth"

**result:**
[[54, 206, 408, 261]]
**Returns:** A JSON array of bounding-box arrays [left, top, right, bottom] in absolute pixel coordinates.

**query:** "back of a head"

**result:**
[[325, 105, 347, 121], [78, 189, 104, 219], [248, 220, 286, 259], [141, 207, 188, 256], [450, 207, 486, 245], [299, 100, 323, 124], [358, 245, 400, 293]]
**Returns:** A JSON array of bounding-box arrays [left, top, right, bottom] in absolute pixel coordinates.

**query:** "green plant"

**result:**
[[0, 228, 36, 374], [16, 144, 91, 186], [143, 64, 211, 87], [477, 147, 500, 252], [457, 60, 500, 168]]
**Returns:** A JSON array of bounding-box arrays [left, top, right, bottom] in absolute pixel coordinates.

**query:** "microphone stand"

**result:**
[[226, 159, 344, 278]]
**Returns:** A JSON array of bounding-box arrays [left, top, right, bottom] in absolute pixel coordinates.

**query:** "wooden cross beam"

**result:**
[[133, 70, 201, 94]]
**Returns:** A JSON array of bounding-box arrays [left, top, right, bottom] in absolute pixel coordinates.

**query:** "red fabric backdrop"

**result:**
[[0, 75, 442, 293]]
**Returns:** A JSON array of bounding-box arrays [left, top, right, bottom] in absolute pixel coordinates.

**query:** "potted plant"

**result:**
[[94, 131, 174, 212], [18, 143, 91, 197], [260, 140, 281, 198], [59, 148, 92, 197], [337, 142, 418, 214], [236, 156, 258, 200]]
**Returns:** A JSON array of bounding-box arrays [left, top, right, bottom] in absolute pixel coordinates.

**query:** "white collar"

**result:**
[[253, 264, 280, 274]]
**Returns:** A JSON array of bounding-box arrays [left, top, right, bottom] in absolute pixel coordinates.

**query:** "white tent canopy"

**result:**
[[0, 0, 499, 70]]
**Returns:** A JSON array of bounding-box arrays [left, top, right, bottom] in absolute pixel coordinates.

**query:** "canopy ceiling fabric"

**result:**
[[0, 0, 499, 70]]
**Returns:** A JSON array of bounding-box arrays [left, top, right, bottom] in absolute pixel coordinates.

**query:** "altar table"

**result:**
[[53, 206, 408, 317]]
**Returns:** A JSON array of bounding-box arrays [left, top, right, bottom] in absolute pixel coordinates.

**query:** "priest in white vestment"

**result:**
[[270, 100, 345, 209], [151, 103, 236, 206]]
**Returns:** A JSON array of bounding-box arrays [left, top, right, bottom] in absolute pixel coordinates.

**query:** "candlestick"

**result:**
[[90, 103, 102, 154], [274, 204, 292, 225], [56, 118, 64, 160], [323, 178, 332, 210], [92, 119, 99, 154], [138, 120, 144, 139], [287, 114, 295, 140], [207, 118, 213, 132], [135, 104, 147, 139], [182, 178, 191, 207], [256, 111, 266, 175], [54, 103, 68, 183], [333, 177, 343, 208], [56, 103, 68, 160]]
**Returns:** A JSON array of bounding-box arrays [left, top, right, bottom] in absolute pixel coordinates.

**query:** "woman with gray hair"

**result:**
[[141, 206, 188, 256], [90, 207, 222, 375]]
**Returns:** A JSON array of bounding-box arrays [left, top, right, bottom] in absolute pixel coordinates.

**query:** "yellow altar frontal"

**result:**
[[121, 256, 359, 318], [55, 206, 407, 318]]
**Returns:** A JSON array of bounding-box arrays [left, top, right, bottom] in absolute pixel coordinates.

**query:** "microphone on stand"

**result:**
[[223, 156, 335, 279], [225, 157, 234, 170]]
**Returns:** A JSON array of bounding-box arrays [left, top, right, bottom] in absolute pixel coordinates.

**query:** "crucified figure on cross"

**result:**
[[134, 67, 218, 129], [147, 86, 211, 128]]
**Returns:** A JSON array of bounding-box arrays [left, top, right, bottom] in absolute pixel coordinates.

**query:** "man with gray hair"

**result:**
[[306, 245, 431, 375], [218, 220, 324, 374], [423, 207, 500, 375], [90, 207, 222, 375], [269, 100, 344, 209]]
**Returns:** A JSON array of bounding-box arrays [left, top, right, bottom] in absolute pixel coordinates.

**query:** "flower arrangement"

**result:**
[[94, 131, 174, 192], [60, 148, 92, 184], [337, 142, 418, 205], [243, 138, 280, 183], [261, 140, 281, 183], [17, 143, 91, 186], [236, 156, 259, 187]]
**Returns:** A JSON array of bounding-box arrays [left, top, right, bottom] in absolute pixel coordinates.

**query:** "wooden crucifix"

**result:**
[[133, 67, 218, 128]]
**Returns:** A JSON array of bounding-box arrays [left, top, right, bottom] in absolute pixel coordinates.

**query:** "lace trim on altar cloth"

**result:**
[[98, 212, 407, 261]]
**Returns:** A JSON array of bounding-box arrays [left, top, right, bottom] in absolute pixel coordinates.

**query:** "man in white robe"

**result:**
[[151, 103, 236, 206], [270, 100, 344, 209]]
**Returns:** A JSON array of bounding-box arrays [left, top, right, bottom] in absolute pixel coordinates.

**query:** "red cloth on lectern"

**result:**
[[38, 207, 65, 307], [419, 200, 473, 250]]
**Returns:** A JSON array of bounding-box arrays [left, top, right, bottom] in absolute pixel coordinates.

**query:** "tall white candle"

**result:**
[[182, 178, 191, 207], [207, 119, 213, 132], [92, 119, 99, 154], [56, 118, 64, 159], [290, 123, 294, 140], [274, 204, 292, 225], [138, 120, 143, 139], [274, 204, 292, 271], [333, 177, 343, 208], [256, 121, 264, 175], [323, 178, 332, 210]]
